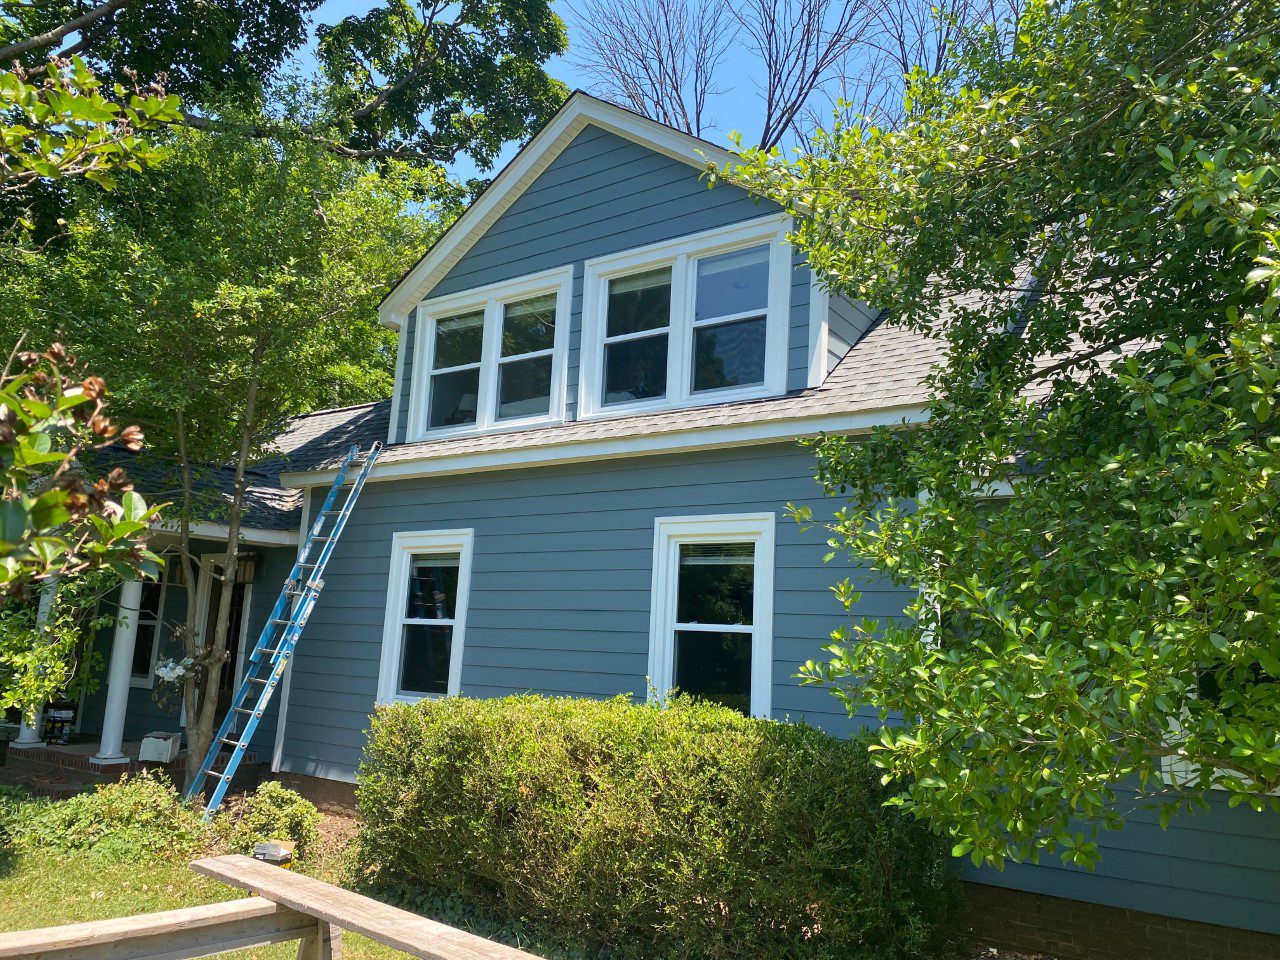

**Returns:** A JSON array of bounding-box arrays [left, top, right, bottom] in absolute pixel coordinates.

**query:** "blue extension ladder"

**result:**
[[184, 442, 381, 816]]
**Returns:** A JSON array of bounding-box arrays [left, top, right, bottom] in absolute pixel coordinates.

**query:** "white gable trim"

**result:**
[[377, 92, 742, 331]]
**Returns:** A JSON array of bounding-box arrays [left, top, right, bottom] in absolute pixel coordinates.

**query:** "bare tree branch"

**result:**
[[735, 0, 877, 150], [568, 0, 736, 137], [0, 0, 134, 62]]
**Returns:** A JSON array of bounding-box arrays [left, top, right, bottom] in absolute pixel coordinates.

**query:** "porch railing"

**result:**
[[0, 854, 543, 960]]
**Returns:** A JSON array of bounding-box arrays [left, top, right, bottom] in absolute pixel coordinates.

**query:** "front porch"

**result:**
[[1, 732, 264, 799]]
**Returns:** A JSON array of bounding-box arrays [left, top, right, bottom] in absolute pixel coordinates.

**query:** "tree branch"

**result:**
[[0, 0, 133, 62]]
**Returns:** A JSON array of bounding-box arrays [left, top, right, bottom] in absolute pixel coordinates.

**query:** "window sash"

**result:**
[[648, 514, 775, 718], [379, 530, 474, 704], [411, 268, 571, 439], [580, 218, 788, 419]]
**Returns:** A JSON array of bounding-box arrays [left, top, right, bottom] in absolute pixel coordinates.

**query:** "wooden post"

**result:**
[[297, 920, 343, 960]]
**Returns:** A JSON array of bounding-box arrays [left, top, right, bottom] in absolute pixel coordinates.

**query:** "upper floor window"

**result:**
[[581, 215, 791, 419], [408, 266, 573, 439]]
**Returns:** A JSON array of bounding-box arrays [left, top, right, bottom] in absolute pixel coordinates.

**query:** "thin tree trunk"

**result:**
[[176, 410, 202, 789], [182, 377, 259, 792]]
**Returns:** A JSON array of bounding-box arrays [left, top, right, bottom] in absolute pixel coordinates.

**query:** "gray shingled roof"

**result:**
[[275, 311, 951, 476], [82, 449, 303, 531]]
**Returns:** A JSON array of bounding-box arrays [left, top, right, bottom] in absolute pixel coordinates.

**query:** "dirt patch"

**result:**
[[970, 949, 1060, 959]]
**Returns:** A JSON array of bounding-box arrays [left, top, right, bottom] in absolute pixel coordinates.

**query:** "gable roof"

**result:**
[[377, 91, 742, 329]]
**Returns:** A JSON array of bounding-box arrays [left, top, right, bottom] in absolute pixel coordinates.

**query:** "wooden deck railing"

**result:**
[[0, 854, 545, 960]]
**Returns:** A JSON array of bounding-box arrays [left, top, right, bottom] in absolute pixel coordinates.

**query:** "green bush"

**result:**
[[212, 780, 322, 859], [357, 695, 967, 960], [9, 770, 206, 862]]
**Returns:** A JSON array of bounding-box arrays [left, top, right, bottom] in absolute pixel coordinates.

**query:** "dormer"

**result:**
[[380, 92, 867, 446]]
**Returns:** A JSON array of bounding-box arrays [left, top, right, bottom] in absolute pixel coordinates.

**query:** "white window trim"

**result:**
[[377, 528, 474, 704], [128, 573, 168, 689], [647, 512, 776, 717], [405, 266, 574, 442], [578, 215, 793, 421]]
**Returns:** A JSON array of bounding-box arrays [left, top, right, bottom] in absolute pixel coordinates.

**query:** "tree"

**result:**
[[566, 0, 735, 137], [0, 0, 321, 101], [570, 0, 875, 148], [727, 0, 1280, 868], [3, 0, 569, 167], [2, 125, 444, 786]]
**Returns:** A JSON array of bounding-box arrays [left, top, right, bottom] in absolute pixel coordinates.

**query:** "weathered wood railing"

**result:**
[[0, 854, 544, 960]]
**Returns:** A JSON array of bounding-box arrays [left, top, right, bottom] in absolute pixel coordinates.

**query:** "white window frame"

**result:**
[[128, 573, 168, 689], [578, 215, 793, 420], [647, 512, 776, 717], [406, 265, 574, 441], [377, 528, 474, 704]]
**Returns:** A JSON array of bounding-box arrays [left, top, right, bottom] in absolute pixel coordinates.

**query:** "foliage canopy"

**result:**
[[728, 0, 1280, 867]]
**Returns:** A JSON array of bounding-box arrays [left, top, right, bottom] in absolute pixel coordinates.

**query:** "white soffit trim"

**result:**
[[377, 92, 743, 330], [153, 521, 299, 547], [280, 404, 930, 488]]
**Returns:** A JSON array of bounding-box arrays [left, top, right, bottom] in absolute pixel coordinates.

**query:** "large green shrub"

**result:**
[[357, 695, 966, 960], [11, 770, 206, 862], [2, 772, 322, 865]]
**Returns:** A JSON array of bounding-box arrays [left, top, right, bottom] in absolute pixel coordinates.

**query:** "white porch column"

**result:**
[[11, 581, 59, 749], [91, 577, 143, 765]]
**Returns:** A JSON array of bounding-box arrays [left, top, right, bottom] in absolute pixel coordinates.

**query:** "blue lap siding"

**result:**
[[392, 125, 815, 441], [279, 442, 899, 783]]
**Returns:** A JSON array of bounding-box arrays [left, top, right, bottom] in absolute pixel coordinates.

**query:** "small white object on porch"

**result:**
[[11, 580, 59, 750], [91, 576, 144, 766]]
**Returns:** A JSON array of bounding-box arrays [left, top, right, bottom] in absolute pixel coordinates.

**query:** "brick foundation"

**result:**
[[966, 882, 1280, 960], [273, 770, 357, 813]]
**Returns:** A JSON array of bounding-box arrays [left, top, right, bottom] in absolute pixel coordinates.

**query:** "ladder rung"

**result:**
[[246, 676, 270, 684], [231, 706, 255, 715], [219, 737, 243, 748], [271, 618, 291, 625]]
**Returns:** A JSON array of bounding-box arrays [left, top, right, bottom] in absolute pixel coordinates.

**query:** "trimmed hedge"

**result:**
[[357, 695, 966, 960]]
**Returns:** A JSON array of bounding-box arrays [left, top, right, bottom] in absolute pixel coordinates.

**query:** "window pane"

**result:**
[[677, 542, 754, 625], [674, 630, 752, 714], [603, 333, 668, 405], [433, 310, 484, 369], [502, 295, 556, 357], [692, 316, 766, 393], [695, 245, 769, 320], [497, 355, 553, 420], [399, 623, 452, 695], [406, 554, 460, 620], [607, 268, 672, 337], [428, 368, 480, 428], [131, 622, 157, 676]]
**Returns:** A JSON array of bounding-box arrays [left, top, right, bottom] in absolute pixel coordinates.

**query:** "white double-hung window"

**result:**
[[580, 215, 792, 418], [648, 513, 776, 717], [407, 266, 574, 439], [378, 529, 474, 702]]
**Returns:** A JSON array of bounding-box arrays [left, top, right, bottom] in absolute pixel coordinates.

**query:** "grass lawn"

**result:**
[[0, 815, 406, 959]]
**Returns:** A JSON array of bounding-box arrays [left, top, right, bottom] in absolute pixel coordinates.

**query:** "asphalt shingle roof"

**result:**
[[83, 448, 303, 532]]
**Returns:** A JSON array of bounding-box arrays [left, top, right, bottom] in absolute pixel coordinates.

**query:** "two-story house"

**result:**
[[37, 92, 1280, 958]]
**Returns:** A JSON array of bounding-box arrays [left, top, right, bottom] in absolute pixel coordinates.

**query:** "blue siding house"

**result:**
[[65, 92, 1280, 953]]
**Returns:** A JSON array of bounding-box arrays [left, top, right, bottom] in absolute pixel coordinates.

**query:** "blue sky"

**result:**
[[304, 0, 775, 178]]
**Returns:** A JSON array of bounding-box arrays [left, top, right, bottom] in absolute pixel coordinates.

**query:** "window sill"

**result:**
[[129, 677, 154, 690], [581, 382, 781, 423], [409, 414, 566, 445]]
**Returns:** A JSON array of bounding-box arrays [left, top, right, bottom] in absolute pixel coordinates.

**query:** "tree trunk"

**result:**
[[182, 379, 260, 792]]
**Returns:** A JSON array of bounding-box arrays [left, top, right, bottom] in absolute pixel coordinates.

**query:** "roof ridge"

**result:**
[[287, 399, 384, 421]]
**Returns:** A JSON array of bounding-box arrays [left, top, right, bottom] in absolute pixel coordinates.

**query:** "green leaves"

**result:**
[[724, 0, 1280, 868], [1, 58, 180, 197]]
